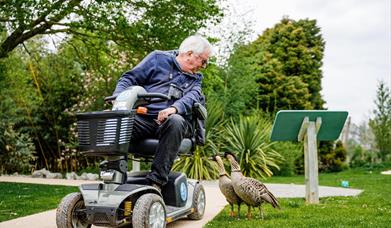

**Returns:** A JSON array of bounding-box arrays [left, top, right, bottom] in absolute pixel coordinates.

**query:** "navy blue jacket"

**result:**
[[113, 50, 203, 119]]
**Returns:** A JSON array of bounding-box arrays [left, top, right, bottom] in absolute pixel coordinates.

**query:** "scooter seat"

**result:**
[[128, 138, 193, 157]]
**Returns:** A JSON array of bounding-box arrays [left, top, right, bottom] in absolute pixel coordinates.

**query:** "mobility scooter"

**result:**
[[56, 86, 207, 228]]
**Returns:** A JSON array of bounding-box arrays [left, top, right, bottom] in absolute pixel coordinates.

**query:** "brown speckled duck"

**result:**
[[225, 152, 280, 219], [213, 155, 243, 217]]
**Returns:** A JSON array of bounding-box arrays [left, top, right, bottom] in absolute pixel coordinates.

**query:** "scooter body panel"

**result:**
[[79, 183, 160, 226]]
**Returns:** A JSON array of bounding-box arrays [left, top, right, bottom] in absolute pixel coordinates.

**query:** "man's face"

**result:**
[[186, 51, 210, 73]]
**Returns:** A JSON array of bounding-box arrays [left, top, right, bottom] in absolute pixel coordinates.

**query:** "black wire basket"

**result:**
[[76, 110, 135, 156]]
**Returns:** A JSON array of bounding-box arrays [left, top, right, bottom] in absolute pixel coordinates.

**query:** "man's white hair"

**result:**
[[178, 35, 213, 55]]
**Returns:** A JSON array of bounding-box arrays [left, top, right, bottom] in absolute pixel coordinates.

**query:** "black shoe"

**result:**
[[147, 178, 161, 192], [151, 183, 161, 192]]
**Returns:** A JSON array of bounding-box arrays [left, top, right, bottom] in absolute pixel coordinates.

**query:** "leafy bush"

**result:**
[[271, 141, 302, 176], [0, 124, 36, 174], [319, 141, 348, 172], [349, 144, 378, 168]]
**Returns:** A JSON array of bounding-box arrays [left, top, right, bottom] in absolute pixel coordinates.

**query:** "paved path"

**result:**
[[0, 176, 363, 228], [381, 170, 391, 175]]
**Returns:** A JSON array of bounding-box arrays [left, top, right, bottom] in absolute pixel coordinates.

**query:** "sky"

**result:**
[[213, 0, 391, 125]]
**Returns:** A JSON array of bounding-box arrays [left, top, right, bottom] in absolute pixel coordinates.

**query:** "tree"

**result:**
[[369, 81, 391, 162], [0, 0, 222, 59], [228, 17, 325, 114], [0, 0, 223, 172], [260, 17, 325, 109], [346, 121, 377, 167], [0, 43, 40, 173], [222, 44, 262, 116]]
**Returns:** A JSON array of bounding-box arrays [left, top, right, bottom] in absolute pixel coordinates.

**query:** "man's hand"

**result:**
[[157, 107, 177, 124]]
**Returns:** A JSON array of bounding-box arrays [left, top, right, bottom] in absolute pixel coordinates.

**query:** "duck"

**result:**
[[212, 155, 243, 217], [225, 152, 280, 219]]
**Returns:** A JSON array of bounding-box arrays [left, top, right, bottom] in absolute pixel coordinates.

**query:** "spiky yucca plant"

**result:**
[[172, 148, 218, 180], [173, 97, 225, 180], [224, 114, 282, 179]]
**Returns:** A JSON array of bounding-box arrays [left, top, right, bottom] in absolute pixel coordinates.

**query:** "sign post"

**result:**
[[270, 110, 348, 204]]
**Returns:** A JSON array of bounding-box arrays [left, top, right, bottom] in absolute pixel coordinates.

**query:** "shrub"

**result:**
[[349, 144, 378, 168], [271, 141, 302, 176], [319, 141, 348, 172], [0, 123, 37, 174]]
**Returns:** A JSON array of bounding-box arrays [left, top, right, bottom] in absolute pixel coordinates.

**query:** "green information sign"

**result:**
[[271, 110, 348, 141], [270, 110, 348, 204]]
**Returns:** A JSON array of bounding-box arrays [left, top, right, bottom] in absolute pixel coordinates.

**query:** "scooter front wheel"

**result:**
[[132, 193, 166, 228], [56, 192, 91, 228]]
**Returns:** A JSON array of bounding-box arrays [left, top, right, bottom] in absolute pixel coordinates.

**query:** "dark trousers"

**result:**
[[131, 114, 191, 186]]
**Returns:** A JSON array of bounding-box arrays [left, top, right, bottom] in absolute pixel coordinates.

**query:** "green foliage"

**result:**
[[333, 141, 348, 167], [63, 37, 128, 112], [345, 120, 378, 168], [349, 144, 377, 168], [0, 0, 222, 58], [0, 0, 223, 172], [201, 55, 259, 117], [173, 149, 218, 180], [203, 97, 227, 149], [319, 141, 348, 172], [271, 141, 302, 176], [201, 63, 226, 100], [0, 124, 37, 174], [229, 17, 325, 114], [173, 97, 225, 179], [223, 48, 259, 116], [259, 17, 325, 109], [223, 113, 282, 179], [294, 140, 348, 174], [199, 5, 257, 118], [318, 141, 334, 172], [0, 49, 40, 173], [369, 81, 391, 162], [24, 44, 85, 171]]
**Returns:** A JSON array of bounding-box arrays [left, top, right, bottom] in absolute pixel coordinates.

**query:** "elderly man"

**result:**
[[113, 35, 212, 190]]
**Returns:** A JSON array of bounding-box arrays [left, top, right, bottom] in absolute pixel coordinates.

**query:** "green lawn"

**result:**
[[0, 182, 78, 222], [206, 166, 391, 227], [1, 166, 390, 226]]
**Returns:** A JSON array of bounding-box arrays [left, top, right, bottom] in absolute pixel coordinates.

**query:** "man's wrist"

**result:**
[[170, 106, 178, 113]]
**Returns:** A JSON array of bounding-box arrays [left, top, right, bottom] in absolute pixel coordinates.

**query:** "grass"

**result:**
[[0, 182, 78, 222], [1, 166, 390, 226], [206, 165, 391, 228]]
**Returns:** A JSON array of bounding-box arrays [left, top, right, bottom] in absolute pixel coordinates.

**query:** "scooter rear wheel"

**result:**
[[188, 184, 206, 220], [56, 192, 91, 228]]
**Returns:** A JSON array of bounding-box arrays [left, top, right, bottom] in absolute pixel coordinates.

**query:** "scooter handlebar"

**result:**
[[104, 93, 169, 104], [104, 95, 117, 102], [137, 93, 169, 104], [137, 93, 169, 100]]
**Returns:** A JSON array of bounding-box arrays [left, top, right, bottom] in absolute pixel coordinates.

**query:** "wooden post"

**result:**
[[299, 117, 321, 204], [305, 121, 319, 203]]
